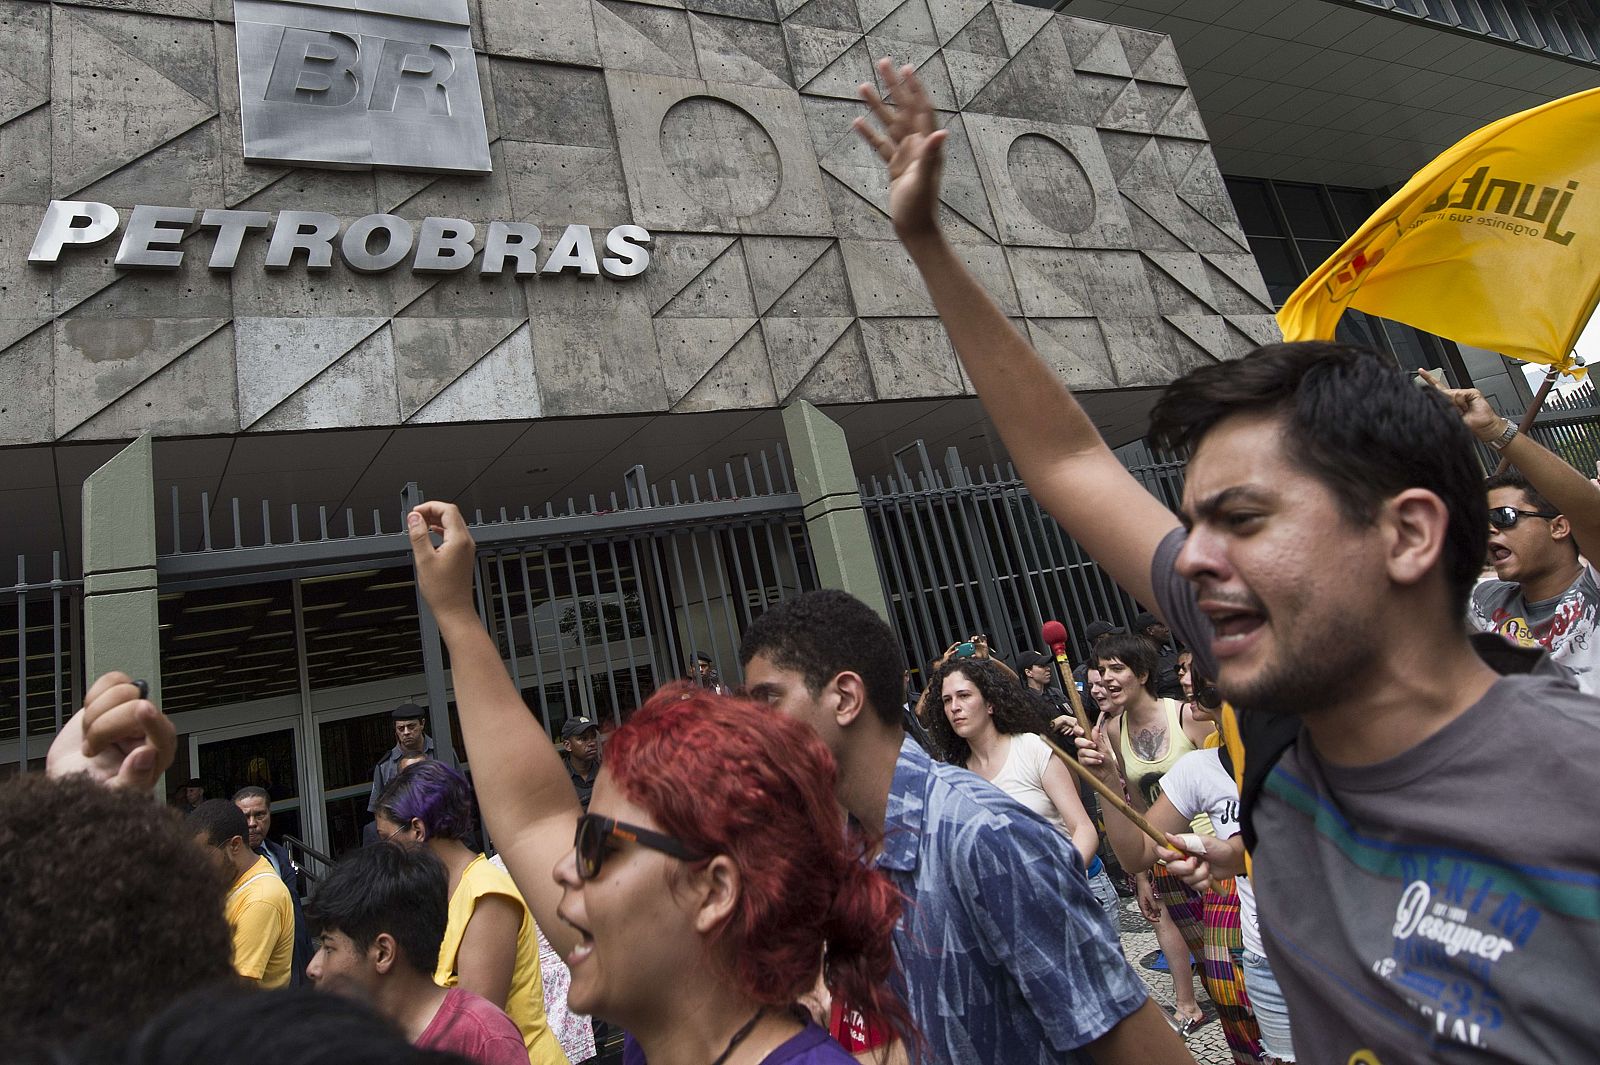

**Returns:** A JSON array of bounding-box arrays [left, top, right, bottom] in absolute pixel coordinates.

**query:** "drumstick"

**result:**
[[1037, 730, 1173, 851]]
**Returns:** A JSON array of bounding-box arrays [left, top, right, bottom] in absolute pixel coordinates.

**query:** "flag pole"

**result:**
[[1492, 364, 1563, 475]]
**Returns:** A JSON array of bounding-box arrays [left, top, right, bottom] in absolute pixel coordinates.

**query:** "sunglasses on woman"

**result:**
[[573, 813, 705, 881], [1488, 505, 1559, 531]]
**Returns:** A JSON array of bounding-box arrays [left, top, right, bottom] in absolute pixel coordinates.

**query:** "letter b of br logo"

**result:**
[[235, 0, 490, 173]]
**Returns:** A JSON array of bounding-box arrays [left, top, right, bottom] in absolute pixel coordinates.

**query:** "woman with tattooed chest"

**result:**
[[1092, 633, 1216, 1036]]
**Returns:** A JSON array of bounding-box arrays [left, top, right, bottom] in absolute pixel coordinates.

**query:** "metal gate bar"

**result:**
[[862, 448, 1189, 670], [2, 554, 82, 768]]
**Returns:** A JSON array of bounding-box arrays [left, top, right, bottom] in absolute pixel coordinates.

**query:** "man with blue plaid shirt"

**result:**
[[743, 591, 1191, 1063]]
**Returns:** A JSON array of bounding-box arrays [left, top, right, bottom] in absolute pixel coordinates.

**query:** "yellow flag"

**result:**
[[1277, 87, 1600, 370], [1219, 704, 1252, 877]]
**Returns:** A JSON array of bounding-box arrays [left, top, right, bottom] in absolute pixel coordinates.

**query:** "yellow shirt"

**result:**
[[436, 855, 566, 1065], [226, 854, 295, 989]]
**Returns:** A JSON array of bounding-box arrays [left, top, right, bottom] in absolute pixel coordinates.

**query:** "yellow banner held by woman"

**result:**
[[1277, 87, 1600, 369]]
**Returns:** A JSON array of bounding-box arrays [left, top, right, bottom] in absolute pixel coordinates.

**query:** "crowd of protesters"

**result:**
[[6, 55, 1600, 1065]]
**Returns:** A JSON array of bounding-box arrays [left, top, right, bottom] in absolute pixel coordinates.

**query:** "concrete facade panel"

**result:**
[[65, 325, 239, 441], [3, 0, 1263, 444]]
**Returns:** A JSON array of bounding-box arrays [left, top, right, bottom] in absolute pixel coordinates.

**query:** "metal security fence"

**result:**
[[1465, 384, 1600, 474], [861, 443, 1187, 674], [470, 456, 817, 733], [1525, 385, 1600, 474], [152, 447, 815, 737], [1, 554, 83, 770]]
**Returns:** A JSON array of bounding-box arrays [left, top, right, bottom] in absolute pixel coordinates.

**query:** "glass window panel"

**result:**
[[1246, 236, 1302, 304], [323, 794, 370, 860], [1380, 318, 1440, 376], [319, 711, 396, 792], [586, 665, 659, 725], [198, 727, 299, 805], [1276, 184, 1341, 240], [1225, 177, 1281, 236], [1295, 239, 1345, 276], [1329, 188, 1379, 236], [160, 581, 298, 715], [300, 569, 423, 691], [1336, 310, 1389, 352], [1476, 0, 1512, 39]]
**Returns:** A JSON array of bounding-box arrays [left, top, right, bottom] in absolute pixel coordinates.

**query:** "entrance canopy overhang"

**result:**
[[2, 390, 1162, 577]]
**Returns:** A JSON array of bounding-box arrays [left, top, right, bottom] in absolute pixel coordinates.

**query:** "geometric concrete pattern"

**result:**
[[3, 0, 1278, 446]]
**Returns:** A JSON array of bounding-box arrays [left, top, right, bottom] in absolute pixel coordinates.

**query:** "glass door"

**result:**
[[316, 707, 401, 860], [189, 718, 309, 849]]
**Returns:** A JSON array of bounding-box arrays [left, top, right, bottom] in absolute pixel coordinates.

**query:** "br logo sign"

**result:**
[[233, 0, 492, 173]]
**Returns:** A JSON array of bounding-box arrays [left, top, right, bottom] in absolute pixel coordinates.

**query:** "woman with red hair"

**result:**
[[401, 501, 915, 1065]]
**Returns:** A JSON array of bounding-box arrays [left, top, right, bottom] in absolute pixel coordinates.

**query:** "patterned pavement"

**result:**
[[1114, 895, 1234, 1065]]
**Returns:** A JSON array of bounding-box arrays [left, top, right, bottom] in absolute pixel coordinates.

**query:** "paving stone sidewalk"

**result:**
[[1115, 896, 1234, 1065]]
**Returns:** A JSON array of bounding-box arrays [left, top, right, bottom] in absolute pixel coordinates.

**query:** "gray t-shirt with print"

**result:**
[[1470, 567, 1600, 694], [1154, 528, 1600, 1063]]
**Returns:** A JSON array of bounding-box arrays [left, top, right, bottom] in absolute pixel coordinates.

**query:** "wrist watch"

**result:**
[[1487, 419, 1519, 450]]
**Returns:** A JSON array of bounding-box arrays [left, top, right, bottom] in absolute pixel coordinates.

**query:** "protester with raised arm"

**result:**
[[859, 55, 1600, 1061], [406, 503, 913, 1065], [6, 674, 233, 1054], [1427, 372, 1600, 692]]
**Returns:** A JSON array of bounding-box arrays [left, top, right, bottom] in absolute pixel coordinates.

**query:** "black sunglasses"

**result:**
[[1488, 505, 1559, 531], [573, 814, 705, 881]]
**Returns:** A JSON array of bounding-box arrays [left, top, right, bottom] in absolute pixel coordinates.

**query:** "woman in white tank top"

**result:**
[[926, 659, 1121, 922]]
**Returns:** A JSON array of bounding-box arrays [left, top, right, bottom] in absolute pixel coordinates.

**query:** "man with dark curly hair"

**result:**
[[0, 773, 234, 1051]]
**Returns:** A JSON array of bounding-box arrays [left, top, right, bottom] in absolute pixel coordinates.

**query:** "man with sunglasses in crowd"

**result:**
[[1429, 374, 1600, 693]]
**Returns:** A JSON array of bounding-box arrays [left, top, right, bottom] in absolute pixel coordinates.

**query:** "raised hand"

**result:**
[[1419, 368, 1503, 442], [853, 57, 947, 244], [46, 672, 175, 792], [408, 501, 479, 626], [1074, 721, 1119, 782]]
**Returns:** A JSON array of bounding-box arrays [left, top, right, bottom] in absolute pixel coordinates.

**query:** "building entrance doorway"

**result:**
[[189, 717, 310, 850], [314, 703, 404, 860]]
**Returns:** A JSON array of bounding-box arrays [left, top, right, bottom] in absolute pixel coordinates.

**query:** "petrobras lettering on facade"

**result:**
[[234, 0, 492, 173], [27, 201, 654, 280]]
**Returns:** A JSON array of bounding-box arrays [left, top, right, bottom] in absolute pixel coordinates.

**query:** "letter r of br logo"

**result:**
[[235, 0, 489, 173]]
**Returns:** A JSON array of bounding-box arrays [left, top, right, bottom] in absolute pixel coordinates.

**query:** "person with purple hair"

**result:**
[[376, 762, 567, 1065]]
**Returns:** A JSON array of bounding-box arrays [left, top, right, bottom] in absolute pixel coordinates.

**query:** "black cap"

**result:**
[[391, 703, 426, 722], [179, 778, 203, 789], [561, 716, 599, 739], [694, 650, 712, 663], [1015, 650, 1049, 672], [1085, 620, 1121, 643], [1132, 612, 1161, 633]]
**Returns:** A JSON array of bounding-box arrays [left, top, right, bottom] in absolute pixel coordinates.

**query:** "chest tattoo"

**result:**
[[1130, 726, 1169, 762]]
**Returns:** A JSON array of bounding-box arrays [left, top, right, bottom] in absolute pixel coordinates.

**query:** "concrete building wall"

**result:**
[[1, 0, 1277, 447]]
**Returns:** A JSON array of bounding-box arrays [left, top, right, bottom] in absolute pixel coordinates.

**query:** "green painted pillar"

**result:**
[[782, 401, 890, 622], [82, 434, 162, 706]]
